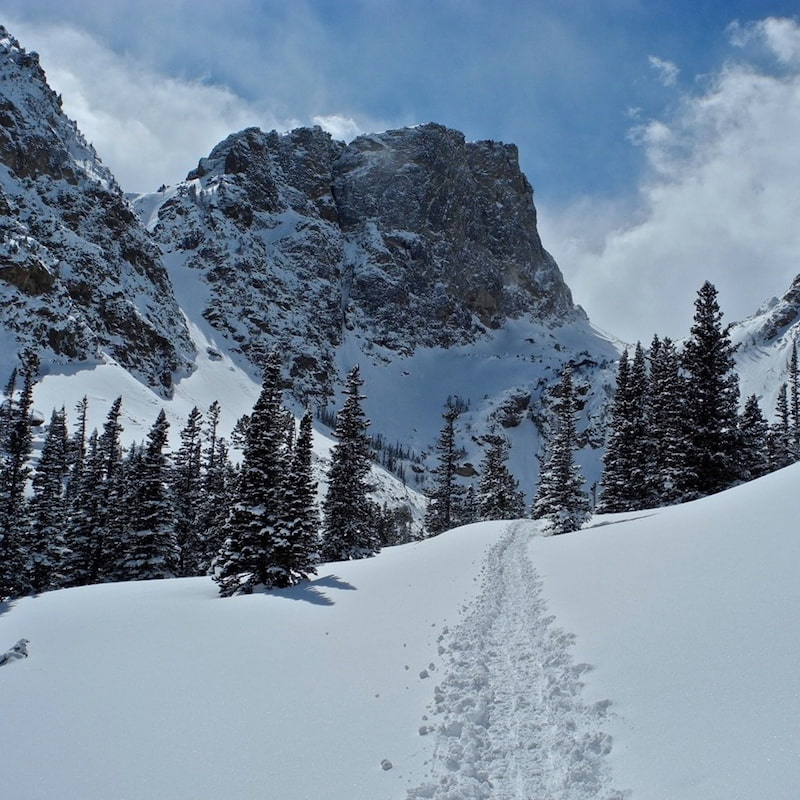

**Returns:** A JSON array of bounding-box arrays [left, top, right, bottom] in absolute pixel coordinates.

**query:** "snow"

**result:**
[[3, 463, 799, 798]]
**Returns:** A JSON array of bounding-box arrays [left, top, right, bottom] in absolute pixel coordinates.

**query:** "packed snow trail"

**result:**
[[408, 521, 623, 800]]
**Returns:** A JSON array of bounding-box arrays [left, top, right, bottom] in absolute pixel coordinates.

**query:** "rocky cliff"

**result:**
[[0, 27, 194, 392], [142, 122, 582, 398]]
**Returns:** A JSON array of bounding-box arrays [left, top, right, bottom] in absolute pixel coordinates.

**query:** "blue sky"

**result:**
[[2, 1, 800, 343]]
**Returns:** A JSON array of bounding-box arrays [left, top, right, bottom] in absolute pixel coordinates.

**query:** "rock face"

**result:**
[[145, 122, 581, 397], [0, 27, 194, 392], [148, 126, 347, 399], [333, 124, 576, 347]]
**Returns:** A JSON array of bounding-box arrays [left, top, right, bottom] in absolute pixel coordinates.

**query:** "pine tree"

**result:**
[[122, 409, 178, 580], [769, 383, 793, 471], [646, 336, 690, 506], [477, 434, 525, 521], [65, 396, 88, 503], [424, 405, 466, 535], [173, 406, 204, 576], [25, 408, 70, 592], [63, 429, 104, 586], [681, 281, 740, 497], [321, 366, 379, 560], [83, 397, 126, 583], [213, 353, 292, 595], [788, 339, 800, 458], [0, 357, 37, 598], [277, 410, 320, 584], [597, 343, 650, 512], [532, 366, 590, 534], [738, 394, 770, 482]]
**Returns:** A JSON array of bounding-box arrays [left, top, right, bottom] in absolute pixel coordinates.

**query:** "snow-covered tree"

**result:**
[[25, 408, 70, 592], [681, 281, 740, 497], [63, 429, 104, 586], [788, 339, 800, 459], [532, 365, 590, 534], [424, 405, 466, 535], [646, 336, 690, 506], [93, 397, 127, 582], [172, 406, 205, 576], [769, 383, 793, 472], [598, 349, 634, 512], [0, 358, 37, 598], [214, 353, 292, 595], [276, 410, 320, 584], [322, 366, 379, 560], [477, 434, 525, 521], [738, 394, 770, 482], [122, 409, 178, 580]]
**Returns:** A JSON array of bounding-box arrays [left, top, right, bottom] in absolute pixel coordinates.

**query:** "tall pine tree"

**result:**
[[681, 281, 740, 497], [532, 366, 590, 534], [477, 434, 525, 521], [122, 409, 179, 580], [0, 357, 37, 598], [321, 366, 379, 560], [646, 336, 690, 506], [277, 410, 320, 584], [172, 406, 205, 576], [738, 394, 770, 482], [213, 353, 292, 595], [25, 408, 70, 592], [424, 405, 466, 535]]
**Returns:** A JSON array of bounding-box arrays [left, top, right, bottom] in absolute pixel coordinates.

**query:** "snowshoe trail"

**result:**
[[408, 521, 624, 800]]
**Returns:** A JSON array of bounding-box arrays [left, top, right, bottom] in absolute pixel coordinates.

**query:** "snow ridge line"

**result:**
[[408, 521, 624, 800]]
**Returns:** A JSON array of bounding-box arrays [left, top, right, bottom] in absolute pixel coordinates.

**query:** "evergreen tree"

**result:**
[[646, 336, 690, 506], [87, 397, 126, 583], [321, 366, 379, 560], [598, 344, 650, 512], [0, 357, 37, 598], [213, 353, 292, 595], [681, 281, 740, 496], [173, 406, 205, 576], [738, 394, 770, 482], [532, 366, 590, 534], [198, 433, 235, 572], [789, 339, 800, 458], [65, 396, 88, 505], [277, 410, 320, 583], [424, 405, 466, 535], [122, 409, 178, 580], [769, 383, 793, 471], [477, 434, 525, 521], [597, 348, 631, 513], [25, 408, 70, 592], [63, 429, 104, 586]]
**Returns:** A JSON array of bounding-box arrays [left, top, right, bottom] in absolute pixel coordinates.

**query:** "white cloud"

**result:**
[[648, 55, 679, 87], [312, 114, 365, 142], [8, 20, 302, 192], [544, 18, 800, 344]]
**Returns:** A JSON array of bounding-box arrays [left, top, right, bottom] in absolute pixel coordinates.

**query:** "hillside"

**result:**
[[3, 463, 799, 799]]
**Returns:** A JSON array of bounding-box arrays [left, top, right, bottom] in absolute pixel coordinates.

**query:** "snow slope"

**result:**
[[3, 465, 799, 799]]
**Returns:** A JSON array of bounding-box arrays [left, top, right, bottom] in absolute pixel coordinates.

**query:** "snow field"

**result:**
[[409, 520, 620, 800]]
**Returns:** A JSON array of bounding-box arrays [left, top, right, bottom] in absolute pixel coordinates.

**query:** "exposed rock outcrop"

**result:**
[[0, 27, 194, 392], [145, 122, 581, 398]]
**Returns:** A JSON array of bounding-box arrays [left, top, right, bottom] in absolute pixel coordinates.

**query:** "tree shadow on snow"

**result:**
[[267, 574, 357, 606]]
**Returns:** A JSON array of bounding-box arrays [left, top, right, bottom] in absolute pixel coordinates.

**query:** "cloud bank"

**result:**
[[544, 17, 800, 344]]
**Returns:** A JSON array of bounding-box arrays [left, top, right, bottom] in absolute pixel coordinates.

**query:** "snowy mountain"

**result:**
[[0, 28, 194, 394], [729, 273, 800, 410], [4, 462, 799, 799], [0, 24, 621, 500]]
